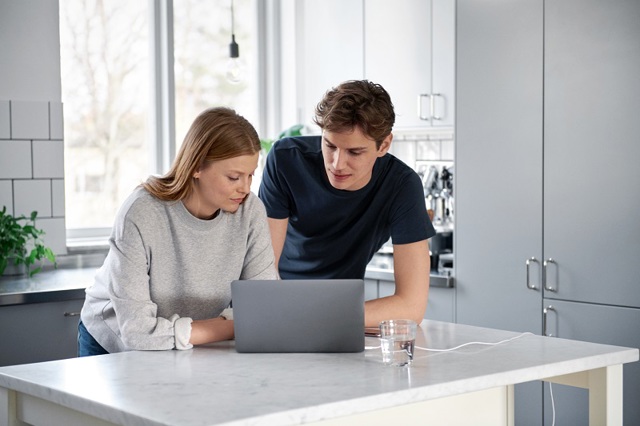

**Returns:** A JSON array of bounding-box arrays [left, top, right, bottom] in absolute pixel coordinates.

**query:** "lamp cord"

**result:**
[[230, 0, 235, 36]]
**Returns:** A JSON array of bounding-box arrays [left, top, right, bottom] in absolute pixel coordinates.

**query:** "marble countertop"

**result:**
[[0, 320, 637, 426]]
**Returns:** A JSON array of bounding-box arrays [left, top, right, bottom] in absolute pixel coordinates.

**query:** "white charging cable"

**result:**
[[415, 332, 534, 352], [365, 331, 534, 351], [365, 331, 556, 425]]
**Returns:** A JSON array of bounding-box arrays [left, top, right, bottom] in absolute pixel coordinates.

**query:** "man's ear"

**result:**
[[377, 133, 393, 156]]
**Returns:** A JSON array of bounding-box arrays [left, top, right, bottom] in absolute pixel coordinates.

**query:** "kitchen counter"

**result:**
[[364, 267, 454, 288], [0, 267, 97, 307], [0, 320, 637, 425], [0, 261, 451, 308]]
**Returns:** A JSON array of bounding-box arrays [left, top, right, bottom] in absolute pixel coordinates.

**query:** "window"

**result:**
[[59, 0, 262, 241], [59, 1, 150, 231]]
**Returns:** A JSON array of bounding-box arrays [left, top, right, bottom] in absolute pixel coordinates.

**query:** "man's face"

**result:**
[[321, 127, 391, 191]]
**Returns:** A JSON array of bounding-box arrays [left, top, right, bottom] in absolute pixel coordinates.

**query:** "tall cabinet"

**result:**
[[456, 1, 544, 423], [456, 0, 640, 424]]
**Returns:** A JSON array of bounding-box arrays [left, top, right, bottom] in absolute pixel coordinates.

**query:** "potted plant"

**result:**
[[0, 206, 57, 277]]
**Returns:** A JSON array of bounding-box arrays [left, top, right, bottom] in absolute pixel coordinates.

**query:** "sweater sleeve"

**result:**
[[104, 208, 190, 351]]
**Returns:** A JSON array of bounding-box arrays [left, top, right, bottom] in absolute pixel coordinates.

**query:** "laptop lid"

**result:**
[[231, 279, 365, 353]]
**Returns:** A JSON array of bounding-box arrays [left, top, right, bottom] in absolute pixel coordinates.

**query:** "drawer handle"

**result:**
[[543, 305, 556, 337], [64, 312, 80, 317]]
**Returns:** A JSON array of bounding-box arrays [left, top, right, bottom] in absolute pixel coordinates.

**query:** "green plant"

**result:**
[[0, 207, 56, 277], [260, 124, 304, 154]]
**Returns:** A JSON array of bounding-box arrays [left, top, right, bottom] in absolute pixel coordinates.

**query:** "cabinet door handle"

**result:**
[[543, 305, 556, 337], [64, 312, 80, 317], [431, 93, 443, 121], [418, 94, 431, 121], [543, 258, 557, 292], [525, 257, 539, 290]]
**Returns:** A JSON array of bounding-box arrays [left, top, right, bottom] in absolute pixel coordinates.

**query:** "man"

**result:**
[[259, 80, 435, 327]]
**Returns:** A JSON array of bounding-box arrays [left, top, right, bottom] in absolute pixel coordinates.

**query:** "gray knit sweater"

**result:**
[[81, 187, 277, 353]]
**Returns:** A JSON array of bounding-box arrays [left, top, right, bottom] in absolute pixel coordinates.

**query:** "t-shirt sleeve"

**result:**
[[258, 145, 292, 219], [388, 171, 436, 245]]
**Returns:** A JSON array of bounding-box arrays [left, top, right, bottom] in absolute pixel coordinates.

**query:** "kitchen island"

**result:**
[[0, 320, 637, 426]]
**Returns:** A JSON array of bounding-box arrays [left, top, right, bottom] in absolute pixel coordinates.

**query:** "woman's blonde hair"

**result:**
[[143, 107, 260, 201]]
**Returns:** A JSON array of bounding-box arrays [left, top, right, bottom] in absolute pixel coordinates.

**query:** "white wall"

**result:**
[[0, 0, 61, 101], [0, 0, 66, 255]]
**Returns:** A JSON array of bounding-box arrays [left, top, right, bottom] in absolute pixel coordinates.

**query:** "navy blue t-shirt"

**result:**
[[258, 136, 435, 279]]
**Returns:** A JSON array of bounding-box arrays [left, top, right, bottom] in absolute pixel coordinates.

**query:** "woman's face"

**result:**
[[185, 153, 259, 219]]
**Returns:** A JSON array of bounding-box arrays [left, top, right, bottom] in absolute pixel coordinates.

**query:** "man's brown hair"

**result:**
[[313, 80, 395, 147]]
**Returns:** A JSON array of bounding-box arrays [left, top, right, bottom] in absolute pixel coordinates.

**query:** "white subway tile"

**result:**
[[416, 141, 441, 160], [0, 101, 10, 139], [33, 140, 64, 178], [51, 179, 65, 217], [0, 180, 13, 213], [0, 140, 32, 178], [390, 141, 417, 168], [49, 102, 64, 140], [441, 140, 454, 160], [11, 100, 49, 140], [34, 217, 68, 256], [13, 179, 52, 218]]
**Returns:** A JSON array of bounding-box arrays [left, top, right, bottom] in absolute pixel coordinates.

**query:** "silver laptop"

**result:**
[[231, 279, 365, 353]]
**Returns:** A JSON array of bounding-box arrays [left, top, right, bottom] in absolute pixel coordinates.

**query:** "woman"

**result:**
[[78, 107, 277, 356]]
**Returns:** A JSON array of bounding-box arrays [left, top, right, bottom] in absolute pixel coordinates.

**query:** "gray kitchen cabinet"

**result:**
[[296, 0, 364, 127], [423, 286, 454, 323], [543, 0, 640, 308], [364, 0, 454, 129], [542, 300, 640, 425], [364, 278, 378, 301], [541, 1, 640, 424], [456, 0, 640, 424], [0, 299, 83, 366], [456, 0, 544, 332], [379, 279, 455, 323]]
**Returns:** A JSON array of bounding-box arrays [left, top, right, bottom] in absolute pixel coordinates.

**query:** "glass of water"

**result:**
[[379, 319, 417, 367]]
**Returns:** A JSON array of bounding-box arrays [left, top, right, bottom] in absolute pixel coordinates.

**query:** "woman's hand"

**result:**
[[189, 317, 234, 345]]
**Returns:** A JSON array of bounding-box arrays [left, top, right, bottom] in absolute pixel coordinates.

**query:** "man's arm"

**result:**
[[364, 239, 430, 326], [267, 217, 289, 272]]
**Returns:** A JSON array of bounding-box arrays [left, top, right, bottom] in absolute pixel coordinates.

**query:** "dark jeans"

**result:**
[[77, 320, 109, 357]]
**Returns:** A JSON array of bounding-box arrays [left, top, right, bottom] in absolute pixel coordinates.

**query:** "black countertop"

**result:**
[[0, 268, 97, 307]]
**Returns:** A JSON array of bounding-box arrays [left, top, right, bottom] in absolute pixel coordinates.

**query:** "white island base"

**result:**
[[0, 321, 637, 426]]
